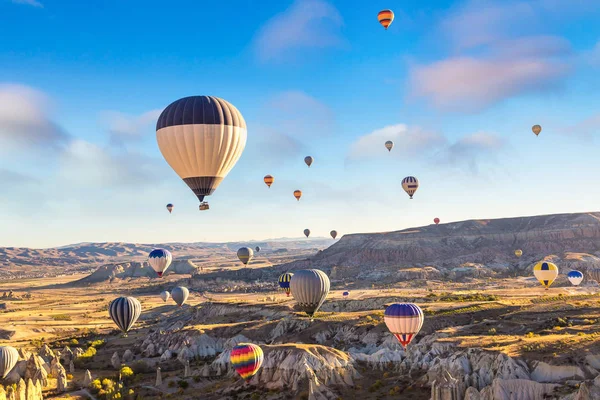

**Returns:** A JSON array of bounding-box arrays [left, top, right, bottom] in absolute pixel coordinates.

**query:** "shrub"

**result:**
[[52, 314, 72, 321], [120, 366, 134, 379], [167, 381, 176, 388], [66, 373, 73, 380], [488, 328, 497, 335], [130, 360, 152, 374], [525, 332, 535, 338], [368, 380, 383, 392], [177, 379, 189, 389], [69, 339, 79, 346]]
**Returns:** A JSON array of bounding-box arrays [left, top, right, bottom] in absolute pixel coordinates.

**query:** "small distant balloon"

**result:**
[[166, 203, 173, 213], [342, 291, 349, 298], [304, 229, 311, 238], [533, 261, 558, 289], [230, 343, 264, 382], [160, 291, 170, 302], [171, 286, 189, 307], [515, 249, 523, 258], [148, 249, 172, 278], [377, 9, 394, 30], [567, 270, 584, 286], [401, 176, 419, 199], [304, 156, 313, 167], [330, 230, 338, 239], [385, 140, 394, 152], [255, 246, 261, 253], [264, 175, 274, 188], [279, 272, 293, 297], [237, 247, 254, 265], [294, 190, 302, 201], [532, 125, 542, 136], [434, 218, 440, 225]]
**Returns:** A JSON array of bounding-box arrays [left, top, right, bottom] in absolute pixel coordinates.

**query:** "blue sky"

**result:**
[[1, 0, 600, 247]]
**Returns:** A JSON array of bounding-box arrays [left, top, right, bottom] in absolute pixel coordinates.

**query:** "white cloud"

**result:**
[[101, 109, 162, 145], [0, 84, 69, 151], [254, 0, 344, 62], [435, 132, 506, 172], [347, 124, 446, 161], [11, 0, 43, 8]]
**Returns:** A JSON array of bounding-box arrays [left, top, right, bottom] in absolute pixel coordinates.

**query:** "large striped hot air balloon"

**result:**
[[171, 286, 189, 307], [588, 268, 600, 284], [304, 156, 313, 167], [0, 346, 18, 379], [385, 140, 394, 152], [148, 249, 172, 278], [230, 343, 264, 382], [156, 96, 247, 206], [533, 262, 558, 289], [237, 247, 254, 265], [377, 9, 394, 30], [279, 272, 293, 297], [532, 125, 542, 136], [515, 249, 523, 258], [384, 303, 424, 349], [264, 175, 274, 188], [294, 190, 302, 201], [567, 270, 584, 286], [401, 176, 419, 199], [108, 297, 142, 335], [290, 269, 330, 319]]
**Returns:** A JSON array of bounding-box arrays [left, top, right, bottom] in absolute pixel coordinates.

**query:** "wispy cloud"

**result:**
[[253, 0, 344, 63], [347, 124, 446, 161], [0, 84, 69, 152], [11, 0, 43, 8], [100, 109, 162, 146], [560, 113, 600, 141], [435, 132, 506, 173], [408, 0, 583, 112]]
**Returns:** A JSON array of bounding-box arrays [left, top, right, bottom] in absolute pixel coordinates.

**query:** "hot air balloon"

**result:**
[[567, 270, 584, 286], [330, 230, 338, 239], [255, 246, 261, 253], [401, 176, 419, 199], [166, 203, 173, 213], [237, 247, 254, 265], [0, 346, 18, 379], [588, 268, 600, 284], [342, 291, 349, 298], [377, 9, 394, 30], [156, 96, 247, 208], [148, 249, 172, 278], [171, 286, 189, 307], [290, 269, 330, 320], [515, 249, 523, 258], [532, 125, 542, 136], [294, 190, 302, 201], [279, 272, 293, 297], [264, 175, 274, 188], [384, 303, 424, 349], [304, 156, 313, 167], [434, 218, 440, 225], [109, 297, 142, 335], [385, 140, 394, 152], [304, 229, 311, 238], [533, 261, 558, 289], [230, 343, 264, 382], [160, 291, 170, 302]]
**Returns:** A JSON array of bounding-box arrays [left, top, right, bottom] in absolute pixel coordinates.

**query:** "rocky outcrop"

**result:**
[[111, 352, 120, 369], [122, 349, 133, 363], [56, 364, 67, 393], [76, 259, 200, 284], [530, 361, 586, 383], [38, 345, 54, 363], [83, 370, 93, 387], [480, 378, 558, 400]]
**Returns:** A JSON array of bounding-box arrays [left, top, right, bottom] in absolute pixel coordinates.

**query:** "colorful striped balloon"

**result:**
[[230, 343, 264, 382], [279, 272, 293, 297], [401, 176, 419, 199], [237, 247, 254, 265], [384, 303, 424, 349], [377, 9, 394, 30], [533, 261, 558, 289], [148, 249, 172, 278]]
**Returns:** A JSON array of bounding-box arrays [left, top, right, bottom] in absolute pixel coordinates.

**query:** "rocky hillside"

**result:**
[[73, 259, 200, 284]]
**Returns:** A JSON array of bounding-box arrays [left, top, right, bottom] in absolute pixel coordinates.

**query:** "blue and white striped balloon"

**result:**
[[384, 303, 424, 349], [109, 297, 142, 334], [148, 249, 172, 278], [567, 270, 584, 286]]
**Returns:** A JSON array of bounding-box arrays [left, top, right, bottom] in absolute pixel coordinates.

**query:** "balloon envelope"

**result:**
[[567, 270, 584, 286], [385, 140, 394, 152], [171, 286, 189, 307], [255, 246, 261, 252], [156, 96, 247, 203], [377, 9, 394, 29], [304, 156, 313, 167], [166, 203, 173, 213], [384, 303, 424, 348], [237, 247, 254, 265], [230, 343, 264, 381], [294, 190, 302, 201], [330, 230, 338, 239], [342, 291, 349, 297], [532, 125, 542, 136], [264, 175, 274, 188], [401, 176, 419, 199], [290, 269, 330, 318], [109, 297, 142, 334], [515, 249, 523, 257], [588, 268, 600, 283], [0, 346, 18, 379], [148, 249, 172, 278], [304, 229, 310, 238], [279, 272, 293, 296], [160, 291, 170, 302], [434, 218, 440, 225], [533, 262, 558, 289]]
